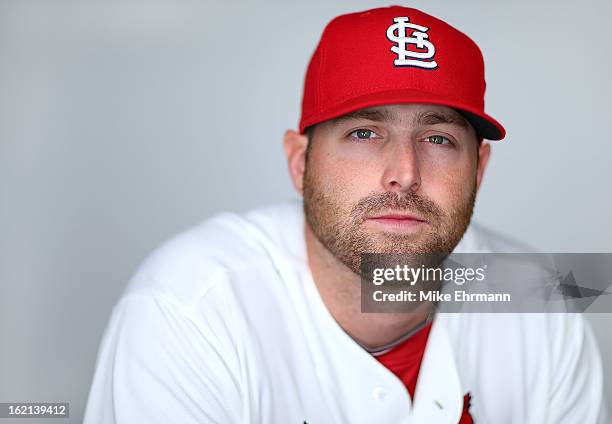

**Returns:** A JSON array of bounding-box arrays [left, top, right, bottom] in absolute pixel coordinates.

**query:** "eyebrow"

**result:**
[[329, 107, 470, 129], [415, 110, 469, 128], [330, 108, 395, 126]]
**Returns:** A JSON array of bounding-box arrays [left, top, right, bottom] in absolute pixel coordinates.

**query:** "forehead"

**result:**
[[328, 104, 471, 129]]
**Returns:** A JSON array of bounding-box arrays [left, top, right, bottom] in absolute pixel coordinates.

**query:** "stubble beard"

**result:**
[[302, 165, 477, 276]]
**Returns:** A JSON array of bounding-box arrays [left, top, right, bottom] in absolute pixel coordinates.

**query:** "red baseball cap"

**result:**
[[299, 6, 506, 140]]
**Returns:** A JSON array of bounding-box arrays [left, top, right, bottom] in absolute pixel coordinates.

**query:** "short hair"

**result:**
[[304, 125, 317, 164]]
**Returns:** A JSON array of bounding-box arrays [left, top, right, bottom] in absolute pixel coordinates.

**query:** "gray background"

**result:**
[[1, 0, 610, 422]]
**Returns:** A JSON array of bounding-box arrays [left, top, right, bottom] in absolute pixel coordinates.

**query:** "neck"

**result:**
[[304, 222, 433, 350]]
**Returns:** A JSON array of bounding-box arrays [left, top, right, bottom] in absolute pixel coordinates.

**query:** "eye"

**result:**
[[348, 128, 380, 141], [424, 135, 452, 145]]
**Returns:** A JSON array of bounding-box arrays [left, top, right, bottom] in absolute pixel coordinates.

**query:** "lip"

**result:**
[[369, 212, 427, 222], [367, 213, 428, 232], [370, 213, 425, 220]]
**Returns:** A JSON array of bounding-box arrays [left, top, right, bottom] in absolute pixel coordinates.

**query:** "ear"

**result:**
[[475, 141, 491, 191], [283, 129, 309, 195]]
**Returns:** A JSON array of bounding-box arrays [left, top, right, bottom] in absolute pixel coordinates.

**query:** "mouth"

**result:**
[[366, 212, 428, 232]]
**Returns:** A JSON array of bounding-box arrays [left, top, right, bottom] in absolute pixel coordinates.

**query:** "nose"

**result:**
[[380, 138, 422, 193]]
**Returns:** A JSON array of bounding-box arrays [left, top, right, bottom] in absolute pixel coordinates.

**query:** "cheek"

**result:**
[[309, 144, 381, 200], [420, 158, 476, 209]]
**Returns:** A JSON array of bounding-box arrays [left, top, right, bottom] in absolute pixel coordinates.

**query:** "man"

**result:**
[[84, 6, 608, 423]]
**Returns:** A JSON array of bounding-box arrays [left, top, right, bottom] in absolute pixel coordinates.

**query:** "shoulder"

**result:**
[[121, 200, 304, 308]]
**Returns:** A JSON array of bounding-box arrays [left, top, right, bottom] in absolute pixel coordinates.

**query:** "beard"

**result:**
[[303, 164, 477, 276]]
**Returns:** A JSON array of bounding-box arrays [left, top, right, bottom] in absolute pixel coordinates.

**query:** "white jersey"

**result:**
[[83, 201, 609, 423]]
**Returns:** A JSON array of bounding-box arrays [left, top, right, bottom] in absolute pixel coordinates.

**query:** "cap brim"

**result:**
[[300, 89, 506, 141]]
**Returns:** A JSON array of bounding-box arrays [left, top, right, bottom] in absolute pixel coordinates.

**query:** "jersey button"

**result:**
[[371, 386, 387, 401]]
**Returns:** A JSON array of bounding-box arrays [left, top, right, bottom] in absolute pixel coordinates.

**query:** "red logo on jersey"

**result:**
[[459, 392, 474, 423]]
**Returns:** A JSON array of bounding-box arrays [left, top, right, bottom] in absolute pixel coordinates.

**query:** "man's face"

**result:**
[[301, 103, 485, 274]]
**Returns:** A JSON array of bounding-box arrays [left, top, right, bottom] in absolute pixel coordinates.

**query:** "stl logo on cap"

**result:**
[[386, 16, 437, 69]]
